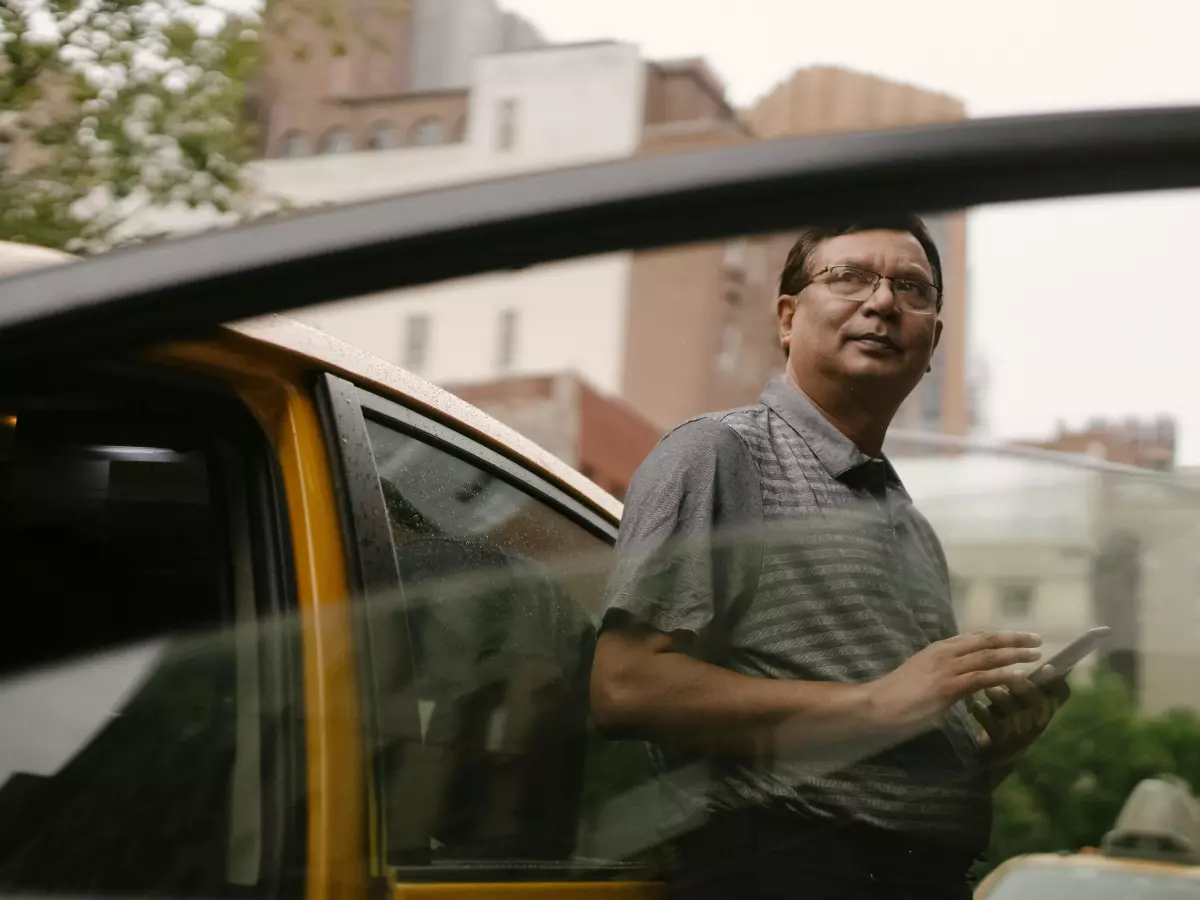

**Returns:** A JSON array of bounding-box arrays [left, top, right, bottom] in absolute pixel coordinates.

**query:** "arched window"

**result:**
[[278, 130, 311, 158], [368, 121, 400, 150], [408, 117, 444, 146], [320, 126, 356, 154]]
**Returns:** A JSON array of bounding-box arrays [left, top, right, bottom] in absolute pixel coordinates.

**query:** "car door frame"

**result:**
[[314, 373, 661, 899]]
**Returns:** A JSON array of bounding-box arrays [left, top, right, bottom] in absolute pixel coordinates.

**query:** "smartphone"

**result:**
[[1027, 625, 1112, 686], [979, 626, 1112, 722]]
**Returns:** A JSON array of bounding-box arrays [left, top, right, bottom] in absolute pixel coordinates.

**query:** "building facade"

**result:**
[[898, 449, 1200, 714], [251, 0, 547, 158], [135, 12, 976, 464]]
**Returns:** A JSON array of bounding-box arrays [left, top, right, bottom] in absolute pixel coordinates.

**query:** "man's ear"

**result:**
[[777, 294, 797, 355], [931, 317, 943, 358]]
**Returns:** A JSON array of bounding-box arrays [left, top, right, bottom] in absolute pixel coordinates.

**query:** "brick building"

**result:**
[[448, 374, 661, 500], [1019, 417, 1177, 471]]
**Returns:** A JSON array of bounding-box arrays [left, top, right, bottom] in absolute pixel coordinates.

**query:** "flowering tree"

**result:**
[[0, 0, 261, 252]]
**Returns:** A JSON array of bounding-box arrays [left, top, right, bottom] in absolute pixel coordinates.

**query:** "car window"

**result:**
[[0, 380, 298, 897], [359, 411, 658, 880]]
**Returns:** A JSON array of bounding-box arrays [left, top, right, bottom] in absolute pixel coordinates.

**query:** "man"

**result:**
[[591, 217, 1068, 899]]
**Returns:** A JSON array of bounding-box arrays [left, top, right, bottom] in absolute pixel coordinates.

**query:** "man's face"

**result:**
[[778, 229, 943, 394]]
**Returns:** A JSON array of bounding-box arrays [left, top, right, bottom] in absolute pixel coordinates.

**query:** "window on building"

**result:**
[[920, 344, 945, 429], [723, 239, 748, 274], [496, 309, 518, 372], [369, 121, 401, 150], [319, 126, 356, 154], [950, 574, 970, 621], [402, 313, 431, 372], [716, 322, 742, 375], [451, 116, 467, 142], [278, 130, 311, 158], [359, 410, 657, 876], [495, 99, 518, 152], [408, 117, 444, 147], [723, 289, 742, 306], [999, 582, 1035, 620]]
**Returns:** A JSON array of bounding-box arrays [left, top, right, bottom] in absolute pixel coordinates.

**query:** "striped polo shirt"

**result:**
[[603, 377, 992, 854]]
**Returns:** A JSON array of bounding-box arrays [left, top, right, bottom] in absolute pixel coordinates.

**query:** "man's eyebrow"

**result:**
[[861, 259, 935, 281], [830, 257, 933, 280], [895, 264, 935, 282]]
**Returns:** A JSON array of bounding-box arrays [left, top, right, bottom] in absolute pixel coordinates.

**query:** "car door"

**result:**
[[316, 374, 661, 898]]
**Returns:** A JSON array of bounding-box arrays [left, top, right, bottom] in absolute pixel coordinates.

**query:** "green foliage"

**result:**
[[981, 670, 1200, 874], [0, 0, 262, 252]]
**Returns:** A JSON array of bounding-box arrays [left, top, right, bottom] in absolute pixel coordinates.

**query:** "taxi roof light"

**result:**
[[1100, 776, 1200, 866]]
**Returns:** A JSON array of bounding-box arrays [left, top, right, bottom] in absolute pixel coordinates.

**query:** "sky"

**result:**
[[502, 0, 1200, 461]]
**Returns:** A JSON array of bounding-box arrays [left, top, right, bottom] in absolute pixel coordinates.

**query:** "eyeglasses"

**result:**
[[803, 265, 941, 316]]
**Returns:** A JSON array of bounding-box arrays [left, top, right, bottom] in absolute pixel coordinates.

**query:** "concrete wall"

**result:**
[[412, 0, 496, 92], [747, 66, 966, 139], [410, 0, 548, 93], [468, 42, 646, 164], [298, 253, 635, 395]]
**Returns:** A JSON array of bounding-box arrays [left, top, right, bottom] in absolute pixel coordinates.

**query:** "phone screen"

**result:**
[[1030, 626, 1112, 683]]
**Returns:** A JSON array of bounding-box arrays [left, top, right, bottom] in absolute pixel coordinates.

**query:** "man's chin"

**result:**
[[838, 353, 912, 380]]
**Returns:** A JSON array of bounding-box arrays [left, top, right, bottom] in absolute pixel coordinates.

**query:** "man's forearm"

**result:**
[[593, 642, 894, 759]]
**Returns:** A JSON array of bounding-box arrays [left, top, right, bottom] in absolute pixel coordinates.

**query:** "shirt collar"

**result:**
[[760, 376, 903, 486]]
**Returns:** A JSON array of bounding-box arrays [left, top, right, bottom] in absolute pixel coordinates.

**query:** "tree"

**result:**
[[0, 0, 261, 253]]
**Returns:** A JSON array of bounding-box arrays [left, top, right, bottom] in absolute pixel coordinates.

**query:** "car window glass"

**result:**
[[360, 414, 658, 878], [0, 394, 285, 897]]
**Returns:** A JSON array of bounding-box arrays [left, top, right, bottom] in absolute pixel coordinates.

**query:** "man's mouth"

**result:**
[[850, 334, 902, 352]]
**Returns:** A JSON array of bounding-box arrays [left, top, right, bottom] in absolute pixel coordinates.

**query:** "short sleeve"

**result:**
[[601, 416, 763, 648]]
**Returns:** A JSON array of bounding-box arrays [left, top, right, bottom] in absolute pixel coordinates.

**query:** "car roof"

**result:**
[[228, 316, 623, 523], [994, 852, 1200, 880], [0, 241, 76, 278]]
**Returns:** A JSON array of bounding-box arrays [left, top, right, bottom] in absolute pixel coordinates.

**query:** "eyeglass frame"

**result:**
[[797, 264, 943, 316]]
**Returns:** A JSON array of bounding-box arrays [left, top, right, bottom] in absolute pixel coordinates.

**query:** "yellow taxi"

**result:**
[[976, 853, 1200, 900], [975, 778, 1200, 899]]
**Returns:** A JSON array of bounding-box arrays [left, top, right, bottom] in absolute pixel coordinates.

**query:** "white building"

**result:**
[[897, 455, 1098, 644], [128, 40, 653, 397], [896, 451, 1200, 713], [296, 41, 648, 395]]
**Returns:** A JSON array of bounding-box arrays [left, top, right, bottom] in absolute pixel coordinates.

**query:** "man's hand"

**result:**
[[867, 631, 1043, 732], [971, 666, 1071, 782]]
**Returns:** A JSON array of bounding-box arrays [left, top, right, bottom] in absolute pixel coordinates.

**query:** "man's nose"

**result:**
[[861, 278, 899, 315]]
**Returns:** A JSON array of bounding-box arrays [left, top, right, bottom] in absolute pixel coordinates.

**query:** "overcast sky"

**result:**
[[504, 0, 1200, 462]]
